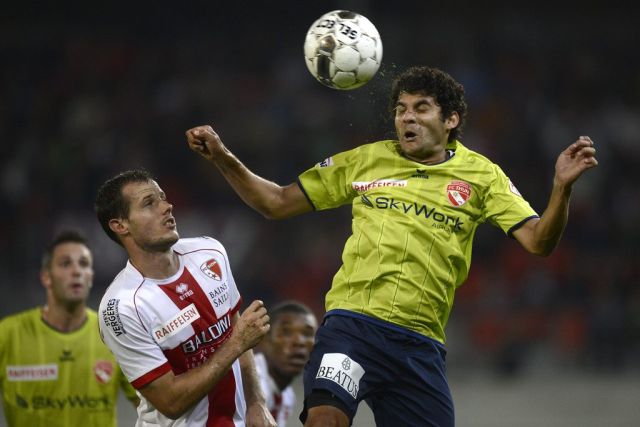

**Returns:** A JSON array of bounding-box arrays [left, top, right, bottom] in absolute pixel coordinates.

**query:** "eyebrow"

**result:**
[[141, 193, 155, 204]]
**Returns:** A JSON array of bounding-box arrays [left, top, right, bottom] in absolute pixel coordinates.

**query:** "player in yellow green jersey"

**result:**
[[185, 66, 598, 427], [0, 230, 139, 427]]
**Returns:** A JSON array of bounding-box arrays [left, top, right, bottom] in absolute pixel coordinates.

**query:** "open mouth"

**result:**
[[404, 131, 418, 141], [70, 283, 85, 292], [164, 217, 176, 228]]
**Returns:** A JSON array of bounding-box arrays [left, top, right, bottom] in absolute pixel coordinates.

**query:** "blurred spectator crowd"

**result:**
[[1, 3, 639, 376]]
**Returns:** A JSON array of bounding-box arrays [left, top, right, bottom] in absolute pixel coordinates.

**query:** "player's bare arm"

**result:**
[[513, 136, 598, 256], [137, 300, 270, 420], [238, 343, 277, 427], [186, 125, 313, 219]]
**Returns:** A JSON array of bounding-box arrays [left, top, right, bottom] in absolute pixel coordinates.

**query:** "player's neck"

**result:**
[[41, 302, 87, 333], [269, 366, 292, 391], [129, 249, 180, 280]]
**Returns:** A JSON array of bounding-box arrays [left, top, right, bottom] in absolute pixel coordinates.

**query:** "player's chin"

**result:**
[[152, 231, 180, 250]]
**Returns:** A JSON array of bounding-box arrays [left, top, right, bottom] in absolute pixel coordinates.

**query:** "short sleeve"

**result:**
[[297, 147, 360, 211], [481, 164, 539, 236], [99, 299, 172, 389], [217, 242, 241, 311]]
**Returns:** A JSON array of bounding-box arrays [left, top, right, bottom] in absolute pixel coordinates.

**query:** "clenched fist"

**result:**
[[186, 125, 227, 163], [231, 300, 270, 353]]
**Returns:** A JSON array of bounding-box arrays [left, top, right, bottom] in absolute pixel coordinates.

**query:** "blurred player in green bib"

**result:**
[[185, 66, 598, 427], [0, 230, 139, 427]]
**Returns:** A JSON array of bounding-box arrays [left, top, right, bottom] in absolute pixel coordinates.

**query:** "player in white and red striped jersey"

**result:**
[[95, 169, 276, 427]]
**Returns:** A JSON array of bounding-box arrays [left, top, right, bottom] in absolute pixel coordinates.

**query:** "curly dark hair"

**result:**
[[94, 169, 154, 246], [389, 66, 467, 142]]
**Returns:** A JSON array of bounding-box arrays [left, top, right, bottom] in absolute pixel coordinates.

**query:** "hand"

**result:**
[[245, 402, 277, 427], [231, 300, 270, 353], [185, 125, 226, 162], [554, 136, 598, 188]]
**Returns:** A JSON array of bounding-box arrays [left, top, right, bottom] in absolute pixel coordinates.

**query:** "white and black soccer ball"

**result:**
[[303, 10, 383, 90]]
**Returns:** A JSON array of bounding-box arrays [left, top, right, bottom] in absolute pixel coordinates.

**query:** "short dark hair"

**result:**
[[389, 66, 468, 142], [41, 230, 89, 270], [269, 301, 315, 327], [94, 169, 154, 245]]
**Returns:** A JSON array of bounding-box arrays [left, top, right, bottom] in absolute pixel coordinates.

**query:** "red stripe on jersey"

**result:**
[[158, 267, 240, 425], [131, 361, 172, 389], [158, 268, 232, 374], [271, 392, 282, 420], [206, 369, 237, 427]]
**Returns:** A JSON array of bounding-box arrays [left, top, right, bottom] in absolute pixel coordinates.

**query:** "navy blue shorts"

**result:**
[[300, 310, 454, 426]]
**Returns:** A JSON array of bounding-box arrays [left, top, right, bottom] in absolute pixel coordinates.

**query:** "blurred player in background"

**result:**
[[185, 65, 598, 427], [255, 301, 318, 426], [0, 230, 139, 427], [94, 169, 276, 427]]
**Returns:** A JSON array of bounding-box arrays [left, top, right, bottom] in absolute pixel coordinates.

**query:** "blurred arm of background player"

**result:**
[[186, 125, 311, 219], [138, 300, 274, 424], [239, 345, 278, 426], [511, 136, 597, 256]]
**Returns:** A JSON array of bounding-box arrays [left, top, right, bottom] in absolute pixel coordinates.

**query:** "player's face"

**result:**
[[41, 242, 94, 305], [122, 180, 179, 251], [263, 312, 317, 379], [394, 92, 458, 164]]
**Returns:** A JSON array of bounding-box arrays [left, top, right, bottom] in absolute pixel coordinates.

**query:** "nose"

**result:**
[[70, 262, 83, 276], [163, 200, 173, 213], [401, 109, 416, 122]]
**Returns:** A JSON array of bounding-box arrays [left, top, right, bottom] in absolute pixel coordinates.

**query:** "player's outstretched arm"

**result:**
[[186, 125, 313, 219], [513, 136, 598, 256], [137, 300, 270, 420]]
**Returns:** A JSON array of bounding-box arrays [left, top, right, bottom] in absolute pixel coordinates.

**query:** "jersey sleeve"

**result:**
[[216, 240, 242, 311], [99, 299, 172, 389], [481, 164, 539, 235], [297, 147, 360, 211]]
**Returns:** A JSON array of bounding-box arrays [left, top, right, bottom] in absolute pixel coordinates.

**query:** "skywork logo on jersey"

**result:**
[[352, 180, 407, 192], [316, 353, 364, 399], [15, 393, 112, 410], [360, 195, 465, 231], [182, 313, 231, 354], [7, 364, 58, 382], [153, 303, 200, 344], [102, 298, 126, 336]]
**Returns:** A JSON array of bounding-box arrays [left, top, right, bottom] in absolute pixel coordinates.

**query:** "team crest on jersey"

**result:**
[[446, 180, 472, 207], [200, 258, 222, 281], [94, 360, 113, 384], [508, 179, 523, 197]]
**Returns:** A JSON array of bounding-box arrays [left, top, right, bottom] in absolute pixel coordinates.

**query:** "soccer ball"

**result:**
[[303, 10, 383, 90]]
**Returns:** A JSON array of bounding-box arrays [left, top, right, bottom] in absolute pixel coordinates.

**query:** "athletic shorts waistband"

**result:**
[[324, 309, 446, 350]]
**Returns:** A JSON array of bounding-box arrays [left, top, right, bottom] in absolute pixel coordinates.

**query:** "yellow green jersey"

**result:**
[[0, 308, 138, 427], [298, 140, 538, 344]]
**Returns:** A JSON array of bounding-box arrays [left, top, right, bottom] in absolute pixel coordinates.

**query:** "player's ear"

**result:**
[[109, 218, 129, 240], [40, 269, 52, 290], [445, 111, 459, 131]]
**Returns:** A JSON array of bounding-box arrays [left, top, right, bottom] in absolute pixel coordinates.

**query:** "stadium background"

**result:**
[[1, 1, 639, 425]]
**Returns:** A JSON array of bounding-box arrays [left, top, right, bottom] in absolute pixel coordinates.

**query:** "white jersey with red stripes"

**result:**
[[98, 236, 246, 427], [254, 353, 295, 427]]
